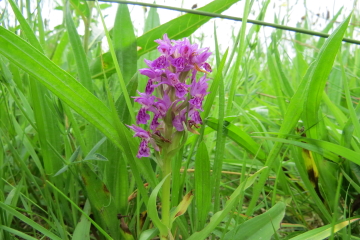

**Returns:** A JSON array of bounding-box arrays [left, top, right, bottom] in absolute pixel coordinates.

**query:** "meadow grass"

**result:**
[[0, 0, 360, 239]]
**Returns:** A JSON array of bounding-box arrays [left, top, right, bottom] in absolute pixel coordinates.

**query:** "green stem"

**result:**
[[160, 122, 173, 239], [161, 155, 172, 233], [83, 2, 93, 53]]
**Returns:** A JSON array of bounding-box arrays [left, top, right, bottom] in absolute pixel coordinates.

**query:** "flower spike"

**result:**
[[127, 34, 212, 158]]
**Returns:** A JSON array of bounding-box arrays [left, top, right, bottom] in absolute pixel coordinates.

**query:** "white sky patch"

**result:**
[[0, 0, 357, 54]]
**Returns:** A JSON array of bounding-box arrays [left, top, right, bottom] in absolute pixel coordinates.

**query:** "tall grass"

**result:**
[[0, 0, 360, 239]]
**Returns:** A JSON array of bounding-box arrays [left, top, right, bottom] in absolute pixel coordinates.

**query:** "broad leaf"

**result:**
[[290, 218, 360, 240], [224, 202, 286, 240], [137, 0, 241, 56]]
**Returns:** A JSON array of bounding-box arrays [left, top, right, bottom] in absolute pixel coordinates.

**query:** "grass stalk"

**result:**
[[95, 0, 360, 45]]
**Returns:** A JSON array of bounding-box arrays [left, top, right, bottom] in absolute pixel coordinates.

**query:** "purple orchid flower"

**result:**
[[154, 93, 172, 116], [137, 139, 150, 158], [145, 79, 155, 95], [136, 108, 150, 125], [154, 33, 173, 55], [189, 75, 209, 111], [171, 57, 187, 72], [126, 124, 151, 140], [173, 109, 187, 131], [126, 125, 151, 157], [133, 92, 156, 107], [151, 55, 169, 69], [128, 34, 212, 158]]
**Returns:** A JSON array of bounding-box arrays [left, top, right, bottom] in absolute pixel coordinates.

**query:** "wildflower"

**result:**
[[127, 34, 212, 158], [189, 75, 209, 111]]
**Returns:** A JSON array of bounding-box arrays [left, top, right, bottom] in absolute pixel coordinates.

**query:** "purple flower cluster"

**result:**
[[127, 34, 212, 158]]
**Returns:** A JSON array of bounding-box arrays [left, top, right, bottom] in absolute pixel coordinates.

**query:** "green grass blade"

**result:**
[[0, 202, 62, 240], [290, 218, 360, 240], [187, 167, 266, 240], [256, 135, 338, 162], [206, 117, 266, 160], [265, 135, 360, 165], [0, 226, 38, 240], [212, 72, 226, 214], [303, 14, 352, 141], [273, 39, 294, 97], [29, 78, 64, 175], [148, 174, 169, 238], [70, 0, 91, 19], [72, 199, 91, 240], [115, 73, 138, 125], [10, 114, 45, 176], [247, 14, 352, 218], [203, 49, 228, 119], [0, 26, 134, 153], [95, 0, 135, 123], [144, 6, 160, 33], [139, 228, 159, 240], [224, 202, 286, 240], [341, 52, 360, 141], [137, 6, 160, 91], [194, 141, 211, 230], [46, 181, 113, 240], [137, 0, 241, 56], [65, 1, 93, 92], [36, 1, 45, 48], [9, 0, 64, 177], [52, 31, 69, 65], [113, 3, 137, 84], [315, 7, 343, 55], [78, 163, 133, 240], [223, 0, 269, 76], [267, 46, 287, 116], [302, 14, 352, 210], [0, 26, 153, 204], [225, 0, 251, 115], [7, 0, 43, 52]]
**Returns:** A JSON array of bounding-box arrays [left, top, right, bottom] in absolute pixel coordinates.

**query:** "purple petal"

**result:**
[[202, 62, 212, 72], [134, 92, 156, 107], [137, 139, 150, 158], [173, 115, 184, 131], [190, 75, 209, 97], [190, 69, 197, 82], [189, 110, 203, 124], [139, 68, 156, 78], [191, 48, 211, 65], [136, 108, 150, 124], [171, 57, 186, 72], [189, 97, 203, 110], [151, 55, 169, 69], [179, 42, 192, 58], [157, 45, 171, 55], [165, 70, 180, 86], [173, 109, 187, 131], [126, 124, 151, 140], [144, 59, 153, 68], [174, 83, 188, 98], [155, 93, 172, 116], [150, 113, 161, 131], [155, 34, 172, 55], [145, 79, 155, 95]]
